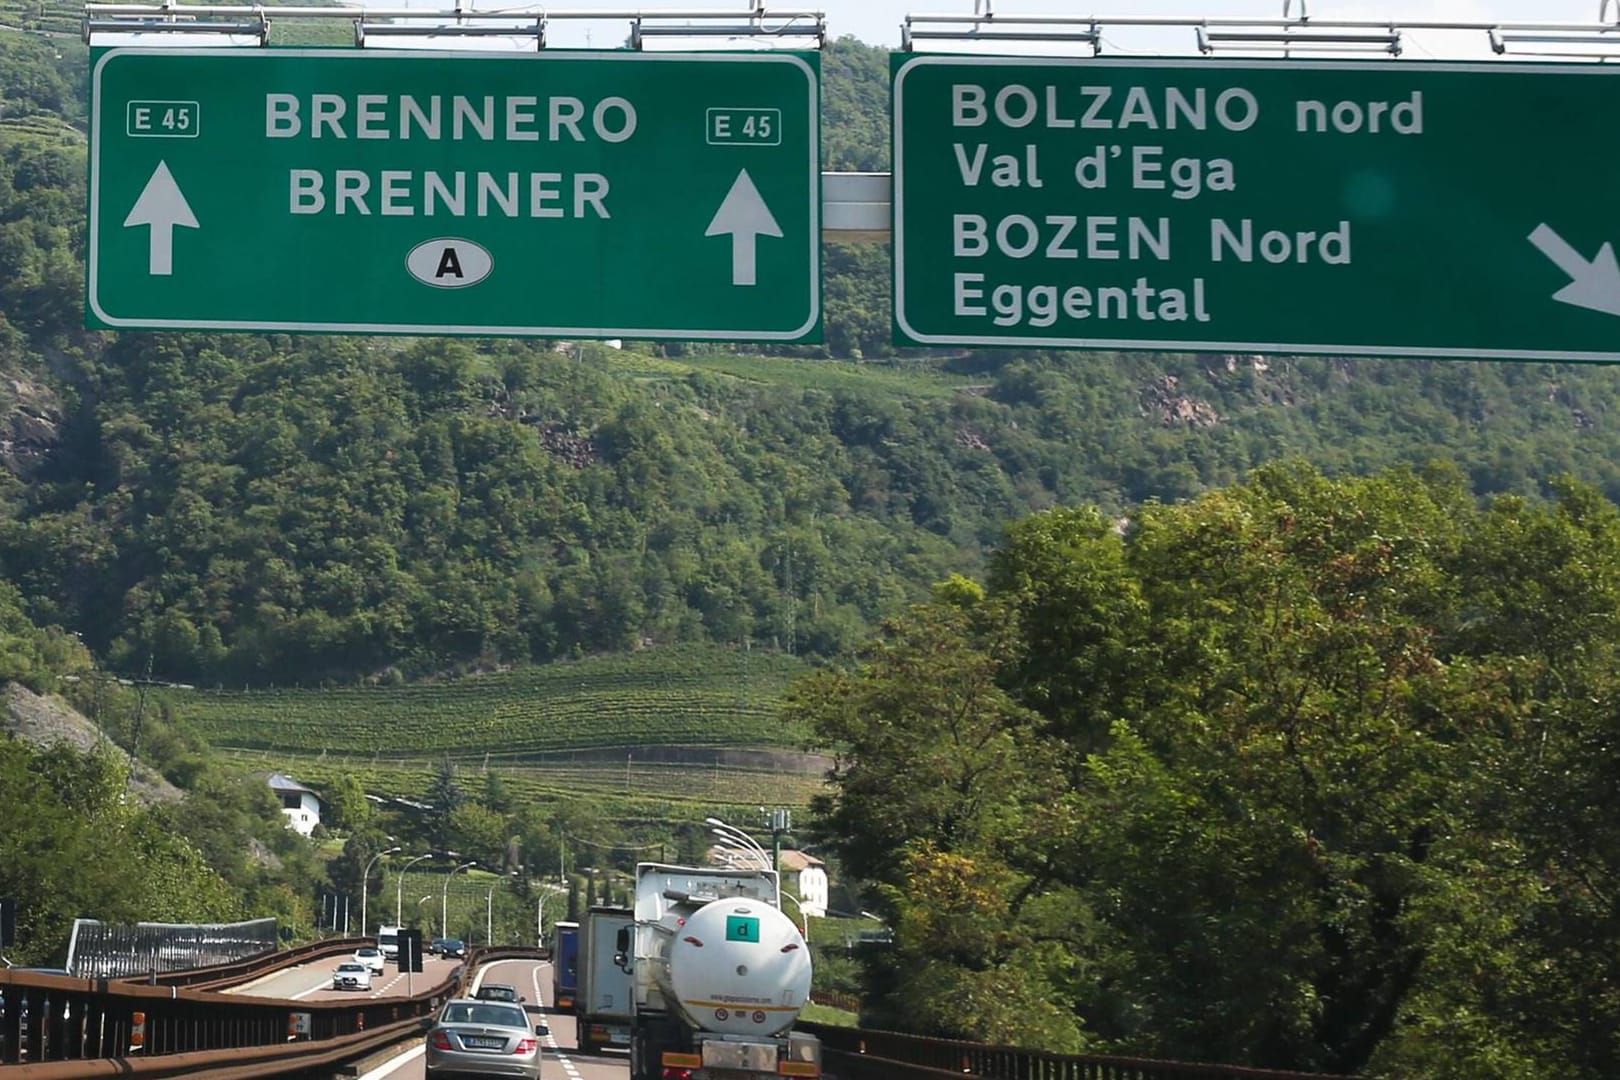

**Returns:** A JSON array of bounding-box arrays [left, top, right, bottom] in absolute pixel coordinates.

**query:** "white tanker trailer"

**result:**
[[619, 863, 821, 1080]]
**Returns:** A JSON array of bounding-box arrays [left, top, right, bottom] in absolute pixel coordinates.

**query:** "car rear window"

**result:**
[[444, 1003, 527, 1027]]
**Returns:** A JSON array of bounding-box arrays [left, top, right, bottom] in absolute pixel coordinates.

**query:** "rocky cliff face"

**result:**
[[2, 683, 182, 805], [0, 375, 62, 476]]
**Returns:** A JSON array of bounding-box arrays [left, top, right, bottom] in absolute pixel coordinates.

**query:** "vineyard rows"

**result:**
[[223, 748, 825, 813], [165, 645, 813, 756], [0, 0, 77, 36]]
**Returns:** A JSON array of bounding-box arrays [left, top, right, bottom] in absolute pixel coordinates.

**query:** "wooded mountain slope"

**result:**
[[0, 34, 1618, 684]]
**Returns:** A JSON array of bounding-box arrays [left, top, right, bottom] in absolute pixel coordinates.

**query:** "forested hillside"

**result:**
[[1, 33, 1620, 686]]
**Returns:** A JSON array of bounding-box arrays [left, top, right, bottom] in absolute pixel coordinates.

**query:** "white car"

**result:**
[[333, 962, 374, 991], [354, 946, 386, 975]]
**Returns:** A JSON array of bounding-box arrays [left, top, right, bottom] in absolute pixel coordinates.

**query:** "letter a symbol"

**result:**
[[435, 246, 464, 280]]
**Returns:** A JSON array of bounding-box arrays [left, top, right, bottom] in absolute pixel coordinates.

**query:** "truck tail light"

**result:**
[[663, 1069, 695, 1080]]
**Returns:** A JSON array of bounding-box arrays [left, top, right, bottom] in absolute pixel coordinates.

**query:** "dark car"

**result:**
[[430, 937, 451, 956], [474, 982, 523, 1003], [441, 938, 467, 958]]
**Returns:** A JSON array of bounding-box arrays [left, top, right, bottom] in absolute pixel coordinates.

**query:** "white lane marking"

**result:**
[[292, 968, 342, 1000], [352, 958, 543, 1080], [354, 1043, 425, 1080], [525, 959, 587, 1076], [369, 970, 409, 998]]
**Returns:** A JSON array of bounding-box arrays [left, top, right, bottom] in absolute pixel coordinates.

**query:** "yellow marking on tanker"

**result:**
[[778, 1063, 820, 1076], [663, 1052, 704, 1067]]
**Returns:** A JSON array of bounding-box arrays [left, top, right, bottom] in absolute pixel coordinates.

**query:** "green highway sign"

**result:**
[[892, 55, 1620, 360], [89, 48, 820, 341]]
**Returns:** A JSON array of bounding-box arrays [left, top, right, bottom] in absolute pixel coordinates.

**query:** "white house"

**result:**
[[268, 773, 322, 836], [780, 850, 828, 918]]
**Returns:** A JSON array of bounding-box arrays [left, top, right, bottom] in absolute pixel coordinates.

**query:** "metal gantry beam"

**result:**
[[900, 0, 1620, 58], [83, 0, 825, 46]]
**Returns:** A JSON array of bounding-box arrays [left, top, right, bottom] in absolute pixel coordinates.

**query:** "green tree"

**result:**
[[324, 774, 371, 832], [426, 758, 465, 852]]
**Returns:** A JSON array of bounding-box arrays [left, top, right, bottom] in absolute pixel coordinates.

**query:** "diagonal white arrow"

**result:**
[[124, 161, 199, 276], [705, 169, 782, 287], [1529, 223, 1620, 318]]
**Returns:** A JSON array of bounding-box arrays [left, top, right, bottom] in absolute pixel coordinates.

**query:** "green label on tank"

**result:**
[[725, 915, 760, 943]]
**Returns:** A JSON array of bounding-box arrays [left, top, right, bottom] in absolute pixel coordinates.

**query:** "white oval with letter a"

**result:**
[[407, 238, 493, 289]]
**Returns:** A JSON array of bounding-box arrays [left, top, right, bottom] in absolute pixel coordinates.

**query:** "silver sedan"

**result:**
[[425, 997, 543, 1078]]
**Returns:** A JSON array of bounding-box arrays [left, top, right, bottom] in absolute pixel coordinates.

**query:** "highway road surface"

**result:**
[[356, 956, 628, 1080], [225, 953, 466, 1003]]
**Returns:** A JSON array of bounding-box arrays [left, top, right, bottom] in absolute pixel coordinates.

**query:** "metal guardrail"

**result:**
[[801, 1024, 1362, 1080], [3, 948, 1361, 1079], [0, 942, 551, 1074], [809, 990, 862, 1013], [0, 952, 449, 1072], [457, 946, 549, 996], [4, 1015, 426, 1079], [127, 936, 373, 991]]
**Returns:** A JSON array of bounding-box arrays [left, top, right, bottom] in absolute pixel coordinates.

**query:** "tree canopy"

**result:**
[[796, 463, 1620, 1079]]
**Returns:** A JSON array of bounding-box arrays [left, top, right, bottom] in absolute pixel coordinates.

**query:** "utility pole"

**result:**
[[130, 652, 155, 761], [765, 808, 791, 874]]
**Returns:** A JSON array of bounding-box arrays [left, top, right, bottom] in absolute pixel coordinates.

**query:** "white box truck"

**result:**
[[377, 924, 403, 962], [576, 905, 635, 1054]]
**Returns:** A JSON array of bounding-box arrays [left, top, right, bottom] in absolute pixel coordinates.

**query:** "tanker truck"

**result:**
[[619, 862, 821, 1080]]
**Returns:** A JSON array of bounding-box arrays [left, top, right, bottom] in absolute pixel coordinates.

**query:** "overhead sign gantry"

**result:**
[[85, 7, 824, 342], [890, 53, 1620, 360]]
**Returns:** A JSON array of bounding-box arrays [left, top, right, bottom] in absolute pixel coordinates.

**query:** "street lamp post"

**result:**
[[535, 883, 565, 948], [777, 890, 809, 937], [396, 853, 437, 925], [485, 871, 520, 944], [705, 818, 770, 868], [443, 861, 478, 940], [360, 845, 402, 939], [706, 817, 778, 905], [416, 895, 434, 938]]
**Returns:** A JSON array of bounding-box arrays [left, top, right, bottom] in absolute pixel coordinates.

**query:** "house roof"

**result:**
[[706, 845, 824, 871], [267, 772, 317, 796], [778, 850, 825, 872]]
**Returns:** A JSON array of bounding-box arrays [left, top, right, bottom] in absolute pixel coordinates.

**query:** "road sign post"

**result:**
[[89, 48, 821, 341], [891, 55, 1620, 360]]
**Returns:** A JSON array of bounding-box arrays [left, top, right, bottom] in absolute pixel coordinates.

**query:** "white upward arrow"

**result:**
[[705, 169, 782, 287], [123, 161, 198, 276], [1529, 223, 1620, 318]]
